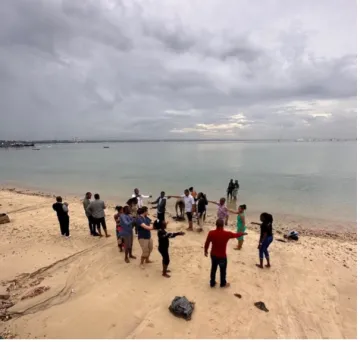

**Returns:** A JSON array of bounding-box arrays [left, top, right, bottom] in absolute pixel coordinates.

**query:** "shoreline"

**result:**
[[1, 185, 356, 242], [0, 189, 357, 338]]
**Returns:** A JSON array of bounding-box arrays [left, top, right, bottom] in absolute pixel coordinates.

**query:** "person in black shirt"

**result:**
[[151, 191, 167, 222], [256, 212, 273, 269], [155, 220, 185, 278], [227, 179, 235, 200], [196, 192, 208, 232], [52, 196, 70, 237]]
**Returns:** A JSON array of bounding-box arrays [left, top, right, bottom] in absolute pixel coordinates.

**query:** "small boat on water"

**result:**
[[103, 146, 110, 149], [32, 148, 40, 151]]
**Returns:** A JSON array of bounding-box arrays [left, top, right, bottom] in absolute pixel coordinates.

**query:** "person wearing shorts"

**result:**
[[168, 189, 195, 231], [136, 206, 154, 268]]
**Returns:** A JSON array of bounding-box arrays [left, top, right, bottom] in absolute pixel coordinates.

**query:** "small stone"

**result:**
[[254, 301, 269, 312], [0, 294, 10, 300]]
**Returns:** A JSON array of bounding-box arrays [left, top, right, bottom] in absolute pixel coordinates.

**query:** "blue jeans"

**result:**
[[210, 256, 227, 287], [259, 236, 273, 259]]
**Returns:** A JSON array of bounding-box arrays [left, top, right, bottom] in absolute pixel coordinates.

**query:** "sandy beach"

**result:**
[[0, 189, 357, 339]]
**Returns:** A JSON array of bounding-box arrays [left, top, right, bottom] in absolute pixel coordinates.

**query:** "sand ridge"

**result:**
[[0, 190, 357, 339]]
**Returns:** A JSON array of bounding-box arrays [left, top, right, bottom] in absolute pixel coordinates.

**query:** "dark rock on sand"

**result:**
[[0, 214, 10, 225], [254, 301, 269, 312], [0, 295, 10, 300], [234, 293, 242, 299]]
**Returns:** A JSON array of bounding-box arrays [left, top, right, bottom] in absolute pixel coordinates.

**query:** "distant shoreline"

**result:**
[[0, 138, 357, 146]]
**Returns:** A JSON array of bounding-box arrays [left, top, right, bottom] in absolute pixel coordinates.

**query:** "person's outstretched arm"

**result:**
[[150, 196, 160, 205], [168, 232, 185, 239], [228, 209, 238, 214], [228, 231, 247, 239], [207, 200, 219, 205]]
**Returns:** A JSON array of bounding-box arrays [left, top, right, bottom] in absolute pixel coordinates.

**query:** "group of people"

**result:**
[[52, 184, 274, 287], [227, 179, 240, 200]]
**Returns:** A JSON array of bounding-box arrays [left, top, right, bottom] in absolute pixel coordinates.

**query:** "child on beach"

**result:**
[[114, 206, 124, 252], [232, 204, 246, 250], [208, 197, 229, 226], [154, 219, 185, 278]]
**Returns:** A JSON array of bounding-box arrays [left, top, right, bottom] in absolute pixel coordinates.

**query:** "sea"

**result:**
[[0, 141, 356, 222]]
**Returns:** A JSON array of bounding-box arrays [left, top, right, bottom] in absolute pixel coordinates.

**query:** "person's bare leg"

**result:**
[[256, 259, 264, 268], [129, 248, 136, 259], [124, 250, 130, 263], [234, 240, 243, 250], [140, 257, 146, 268], [162, 263, 170, 278], [146, 257, 153, 263], [265, 257, 271, 268]]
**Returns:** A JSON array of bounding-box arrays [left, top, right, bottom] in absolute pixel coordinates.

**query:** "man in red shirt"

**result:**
[[204, 219, 247, 288]]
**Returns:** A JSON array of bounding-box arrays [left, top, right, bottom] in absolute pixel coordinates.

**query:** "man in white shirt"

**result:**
[[132, 188, 152, 208], [169, 189, 195, 231]]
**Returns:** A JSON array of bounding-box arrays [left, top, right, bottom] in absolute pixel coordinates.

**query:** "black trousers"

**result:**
[[94, 217, 107, 234], [210, 255, 227, 287], [59, 216, 70, 237], [158, 248, 170, 266], [157, 212, 165, 222], [87, 215, 96, 235]]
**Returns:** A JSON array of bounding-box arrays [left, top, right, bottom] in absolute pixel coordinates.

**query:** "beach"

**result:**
[[0, 189, 357, 339]]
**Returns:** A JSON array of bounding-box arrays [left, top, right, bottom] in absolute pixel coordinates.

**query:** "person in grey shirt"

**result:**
[[83, 192, 98, 236], [87, 193, 110, 237]]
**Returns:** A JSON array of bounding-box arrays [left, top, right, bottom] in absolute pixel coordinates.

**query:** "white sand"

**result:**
[[0, 190, 357, 339]]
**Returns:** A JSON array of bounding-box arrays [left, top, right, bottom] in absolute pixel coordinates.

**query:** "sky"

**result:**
[[0, 0, 357, 140]]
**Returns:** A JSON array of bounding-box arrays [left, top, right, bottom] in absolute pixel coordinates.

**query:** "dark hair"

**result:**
[[260, 212, 273, 225], [189, 187, 193, 191], [184, 189, 189, 194], [127, 197, 137, 206], [153, 219, 166, 230], [240, 204, 247, 210], [94, 193, 100, 200], [86, 192, 91, 196], [123, 205, 130, 215], [198, 192, 203, 198], [220, 197, 226, 203], [56, 196, 62, 202], [216, 218, 224, 228], [138, 206, 148, 215], [115, 206, 123, 212], [161, 191, 165, 196]]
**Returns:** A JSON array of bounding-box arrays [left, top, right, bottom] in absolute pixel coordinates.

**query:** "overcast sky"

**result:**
[[0, 0, 356, 140]]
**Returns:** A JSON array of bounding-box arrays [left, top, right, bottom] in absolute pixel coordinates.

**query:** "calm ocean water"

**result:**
[[0, 141, 356, 222]]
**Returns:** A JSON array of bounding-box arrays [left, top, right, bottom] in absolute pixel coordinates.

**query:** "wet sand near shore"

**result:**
[[0, 189, 357, 339]]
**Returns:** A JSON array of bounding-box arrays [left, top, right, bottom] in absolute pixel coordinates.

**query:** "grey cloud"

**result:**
[[0, 0, 356, 140]]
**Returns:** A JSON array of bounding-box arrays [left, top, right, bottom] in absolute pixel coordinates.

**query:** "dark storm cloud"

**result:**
[[0, 0, 356, 140]]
